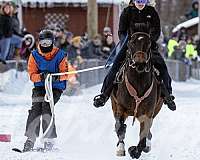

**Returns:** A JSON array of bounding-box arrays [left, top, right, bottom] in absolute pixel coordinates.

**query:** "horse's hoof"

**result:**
[[116, 142, 126, 156], [142, 146, 151, 153], [128, 146, 141, 159]]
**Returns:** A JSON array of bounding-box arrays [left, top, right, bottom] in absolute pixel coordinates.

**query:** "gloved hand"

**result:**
[[52, 75, 60, 82], [40, 72, 60, 82], [40, 72, 50, 81]]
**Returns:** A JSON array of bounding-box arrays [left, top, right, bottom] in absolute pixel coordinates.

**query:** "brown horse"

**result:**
[[111, 32, 163, 159]]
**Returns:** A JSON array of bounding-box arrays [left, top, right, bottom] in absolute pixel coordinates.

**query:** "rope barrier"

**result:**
[[41, 65, 105, 140]]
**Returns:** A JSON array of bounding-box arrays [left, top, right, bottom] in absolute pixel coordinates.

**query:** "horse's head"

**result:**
[[127, 32, 151, 73]]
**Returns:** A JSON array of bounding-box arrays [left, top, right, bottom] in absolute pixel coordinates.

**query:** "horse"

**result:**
[[111, 32, 163, 159]]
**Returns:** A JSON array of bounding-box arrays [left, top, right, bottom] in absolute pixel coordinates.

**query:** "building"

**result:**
[[20, 0, 122, 41]]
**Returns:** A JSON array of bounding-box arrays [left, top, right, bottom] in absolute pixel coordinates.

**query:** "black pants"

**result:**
[[101, 45, 172, 96], [25, 87, 62, 142]]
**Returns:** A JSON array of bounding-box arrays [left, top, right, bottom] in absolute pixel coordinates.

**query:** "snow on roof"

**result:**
[[172, 17, 199, 33], [20, 0, 123, 4]]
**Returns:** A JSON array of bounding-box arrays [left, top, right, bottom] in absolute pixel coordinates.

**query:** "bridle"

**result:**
[[127, 32, 152, 73]]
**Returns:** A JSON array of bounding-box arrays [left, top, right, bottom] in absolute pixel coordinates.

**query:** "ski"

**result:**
[[12, 147, 59, 153]]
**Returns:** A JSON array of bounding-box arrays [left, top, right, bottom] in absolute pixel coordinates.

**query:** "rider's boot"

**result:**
[[161, 82, 176, 111], [93, 76, 114, 108]]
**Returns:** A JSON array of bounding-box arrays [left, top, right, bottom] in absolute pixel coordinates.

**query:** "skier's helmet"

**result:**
[[38, 29, 54, 53]]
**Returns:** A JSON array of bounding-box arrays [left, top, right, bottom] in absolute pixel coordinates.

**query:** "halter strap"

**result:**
[[125, 74, 154, 125]]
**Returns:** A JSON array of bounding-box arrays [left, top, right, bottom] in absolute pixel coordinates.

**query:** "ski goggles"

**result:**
[[134, 0, 148, 4], [39, 39, 53, 47]]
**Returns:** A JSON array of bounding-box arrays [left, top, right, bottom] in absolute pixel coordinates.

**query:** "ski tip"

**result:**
[[12, 148, 23, 153]]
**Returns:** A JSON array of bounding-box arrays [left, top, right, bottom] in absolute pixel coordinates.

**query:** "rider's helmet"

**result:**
[[134, 0, 148, 10], [134, 0, 148, 4], [38, 29, 54, 53]]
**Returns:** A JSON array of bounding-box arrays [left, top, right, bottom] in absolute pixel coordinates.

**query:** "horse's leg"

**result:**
[[115, 116, 127, 156], [143, 130, 152, 153], [128, 116, 153, 159]]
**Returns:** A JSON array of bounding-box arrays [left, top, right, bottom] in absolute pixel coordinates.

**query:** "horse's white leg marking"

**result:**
[[116, 142, 126, 156]]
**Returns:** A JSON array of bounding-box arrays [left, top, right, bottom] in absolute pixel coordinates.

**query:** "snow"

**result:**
[[172, 17, 199, 33], [0, 70, 200, 160]]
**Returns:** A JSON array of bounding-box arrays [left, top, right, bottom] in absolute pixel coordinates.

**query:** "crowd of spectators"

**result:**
[[45, 24, 116, 69], [158, 0, 200, 65], [0, 1, 37, 65], [0, 2, 116, 68], [159, 27, 200, 65]]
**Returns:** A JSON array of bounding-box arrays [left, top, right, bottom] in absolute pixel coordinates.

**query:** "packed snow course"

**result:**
[[0, 70, 200, 160]]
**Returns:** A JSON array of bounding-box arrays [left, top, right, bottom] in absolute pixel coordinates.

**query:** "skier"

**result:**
[[23, 29, 68, 152], [93, 0, 176, 111]]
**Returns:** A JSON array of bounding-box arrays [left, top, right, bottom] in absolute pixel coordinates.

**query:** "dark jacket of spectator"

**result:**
[[185, 0, 199, 19], [0, 14, 13, 39], [67, 45, 79, 64], [101, 40, 115, 59], [12, 13, 22, 37], [81, 41, 103, 59]]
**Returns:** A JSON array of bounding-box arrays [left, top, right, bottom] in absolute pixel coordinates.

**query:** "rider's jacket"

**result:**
[[118, 4, 161, 47]]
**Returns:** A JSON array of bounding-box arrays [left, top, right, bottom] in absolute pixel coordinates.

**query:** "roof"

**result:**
[[21, 0, 123, 4], [172, 17, 199, 33]]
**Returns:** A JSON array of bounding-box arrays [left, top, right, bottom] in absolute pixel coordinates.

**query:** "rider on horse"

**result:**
[[94, 0, 176, 111]]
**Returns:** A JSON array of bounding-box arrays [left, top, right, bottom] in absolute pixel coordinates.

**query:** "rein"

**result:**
[[125, 74, 154, 125]]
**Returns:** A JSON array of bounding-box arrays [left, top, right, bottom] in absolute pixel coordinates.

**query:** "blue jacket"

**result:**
[[32, 49, 67, 90]]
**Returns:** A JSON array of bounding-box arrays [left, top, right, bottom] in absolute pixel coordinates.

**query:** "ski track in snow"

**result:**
[[0, 70, 200, 160]]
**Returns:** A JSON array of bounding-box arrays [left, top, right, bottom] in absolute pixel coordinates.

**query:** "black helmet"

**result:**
[[38, 29, 54, 53], [39, 29, 54, 41]]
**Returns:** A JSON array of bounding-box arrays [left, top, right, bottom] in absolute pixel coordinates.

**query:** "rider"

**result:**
[[93, 0, 176, 111], [23, 29, 68, 152]]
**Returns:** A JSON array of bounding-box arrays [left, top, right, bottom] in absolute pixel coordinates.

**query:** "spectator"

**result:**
[[167, 36, 178, 58], [101, 35, 115, 59], [81, 34, 103, 59], [177, 27, 188, 42], [185, 0, 199, 19], [67, 36, 83, 65], [65, 31, 73, 49], [103, 27, 112, 37], [64, 62, 80, 96], [19, 34, 35, 60], [185, 37, 198, 60], [0, 2, 13, 64], [54, 26, 64, 49], [171, 44, 185, 62], [102, 27, 112, 47], [8, 2, 23, 60], [80, 32, 88, 48]]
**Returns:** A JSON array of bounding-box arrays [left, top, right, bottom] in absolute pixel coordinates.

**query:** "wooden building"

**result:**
[[21, 0, 121, 41]]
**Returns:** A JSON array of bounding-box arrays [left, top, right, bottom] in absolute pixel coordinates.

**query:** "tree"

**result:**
[[87, 0, 98, 39]]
